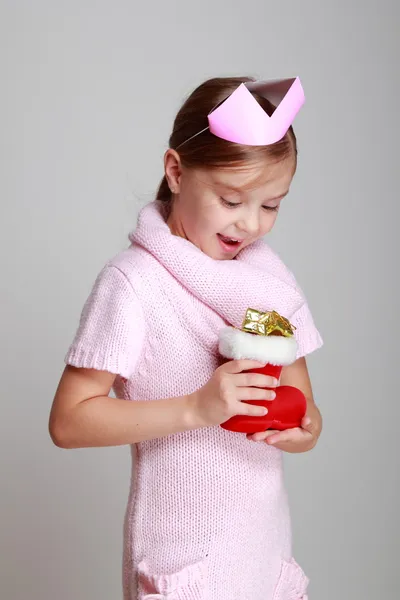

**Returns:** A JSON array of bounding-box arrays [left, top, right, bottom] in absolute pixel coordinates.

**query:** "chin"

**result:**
[[204, 250, 230, 260], [218, 252, 240, 261]]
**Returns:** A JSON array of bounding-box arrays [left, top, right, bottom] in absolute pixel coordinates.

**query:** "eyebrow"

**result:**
[[266, 191, 289, 201], [216, 183, 289, 201]]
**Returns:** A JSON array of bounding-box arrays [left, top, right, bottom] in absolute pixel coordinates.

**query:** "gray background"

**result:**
[[1, 1, 398, 599]]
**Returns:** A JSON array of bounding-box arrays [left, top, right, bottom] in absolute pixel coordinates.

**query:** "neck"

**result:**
[[166, 201, 189, 241]]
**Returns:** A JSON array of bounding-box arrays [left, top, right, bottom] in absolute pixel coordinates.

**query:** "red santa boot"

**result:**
[[218, 309, 307, 434]]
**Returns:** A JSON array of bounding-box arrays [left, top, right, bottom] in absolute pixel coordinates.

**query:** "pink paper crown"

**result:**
[[177, 77, 304, 148]]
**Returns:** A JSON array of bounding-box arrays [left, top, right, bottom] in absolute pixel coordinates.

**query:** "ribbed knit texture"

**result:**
[[65, 200, 321, 599]]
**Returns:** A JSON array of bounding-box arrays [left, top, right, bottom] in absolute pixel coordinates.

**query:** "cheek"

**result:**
[[261, 212, 279, 233], [185, 208, 216, 239], [197, 206, 227, 236]]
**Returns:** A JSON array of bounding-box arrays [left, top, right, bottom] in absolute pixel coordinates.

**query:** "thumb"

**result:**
[[301, 415, 313, 433]]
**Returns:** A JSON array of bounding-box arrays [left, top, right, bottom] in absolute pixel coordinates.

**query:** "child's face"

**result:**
[[165, 154, 296, 260]]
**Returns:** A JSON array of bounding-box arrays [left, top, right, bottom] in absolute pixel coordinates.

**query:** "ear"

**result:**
[[164, 149, 182, 194]]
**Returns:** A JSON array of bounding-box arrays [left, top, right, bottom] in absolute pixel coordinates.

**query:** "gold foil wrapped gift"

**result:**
[[241, 308, 296, 337]]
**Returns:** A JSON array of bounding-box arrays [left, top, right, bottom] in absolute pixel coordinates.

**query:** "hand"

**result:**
[[191, 360, 279, 428], [246, 403, 322, 453]]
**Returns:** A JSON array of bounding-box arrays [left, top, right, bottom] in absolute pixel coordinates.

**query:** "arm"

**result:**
[[279, 356, 322, 438], [50, 266, 201, 448], [49, 365, 199, 449]]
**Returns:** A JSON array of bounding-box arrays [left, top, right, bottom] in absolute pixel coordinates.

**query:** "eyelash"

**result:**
[[220, 198, 279, 212]]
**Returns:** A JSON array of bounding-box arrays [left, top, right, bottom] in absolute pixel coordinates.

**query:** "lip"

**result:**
[[217, 233, 244, 253]]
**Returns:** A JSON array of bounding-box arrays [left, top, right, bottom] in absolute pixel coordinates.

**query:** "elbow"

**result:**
[[48, 415, 76, 449]]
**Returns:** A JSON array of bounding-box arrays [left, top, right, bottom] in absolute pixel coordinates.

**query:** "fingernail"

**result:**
[[272, 378, 279, 386], [270, 391, 276, 400], [263, 408, 268, 415]]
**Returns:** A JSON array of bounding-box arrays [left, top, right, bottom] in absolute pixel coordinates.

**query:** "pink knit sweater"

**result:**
[[65, 200, 322, 600]]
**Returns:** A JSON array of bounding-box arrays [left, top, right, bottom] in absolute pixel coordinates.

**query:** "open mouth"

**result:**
[[217, 233, 244, 252]]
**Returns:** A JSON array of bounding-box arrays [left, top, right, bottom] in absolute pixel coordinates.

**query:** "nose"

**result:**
[[237, 210, 260, 237]]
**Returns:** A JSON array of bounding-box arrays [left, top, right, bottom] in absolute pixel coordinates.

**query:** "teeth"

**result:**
[[220, 235, 240, 242]]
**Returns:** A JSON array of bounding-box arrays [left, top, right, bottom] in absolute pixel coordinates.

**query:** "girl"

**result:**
[[49, 76, 323, 600]]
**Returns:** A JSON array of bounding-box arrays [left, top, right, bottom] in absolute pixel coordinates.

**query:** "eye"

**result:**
[[220, 197, 279, 211], [220, 197, 241, 209], [262, 205, 279, 212]]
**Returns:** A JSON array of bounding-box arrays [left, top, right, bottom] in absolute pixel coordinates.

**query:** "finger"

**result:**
[[301, 415, 313, 433], [236, 402, 268, 418], [247, 429, 278, 442], [234, 372, 279, 388], [267, 427, 311, 445], [266, 428, 300, 445], [238, 387, 276, 401], [223, 359, 266, 374]]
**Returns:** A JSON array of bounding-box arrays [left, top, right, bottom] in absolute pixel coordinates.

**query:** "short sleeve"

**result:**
[[291, 302, 323, 359], [65, 265, 145, 378]]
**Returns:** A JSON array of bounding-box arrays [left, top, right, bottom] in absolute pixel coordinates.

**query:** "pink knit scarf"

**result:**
[[130, 201, 305, 330]]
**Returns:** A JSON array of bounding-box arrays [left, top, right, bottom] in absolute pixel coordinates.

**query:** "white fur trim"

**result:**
[[218, 327, 297, 365]]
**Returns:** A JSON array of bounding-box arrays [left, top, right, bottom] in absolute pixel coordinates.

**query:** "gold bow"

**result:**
[[241, 308, 296, 337]]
